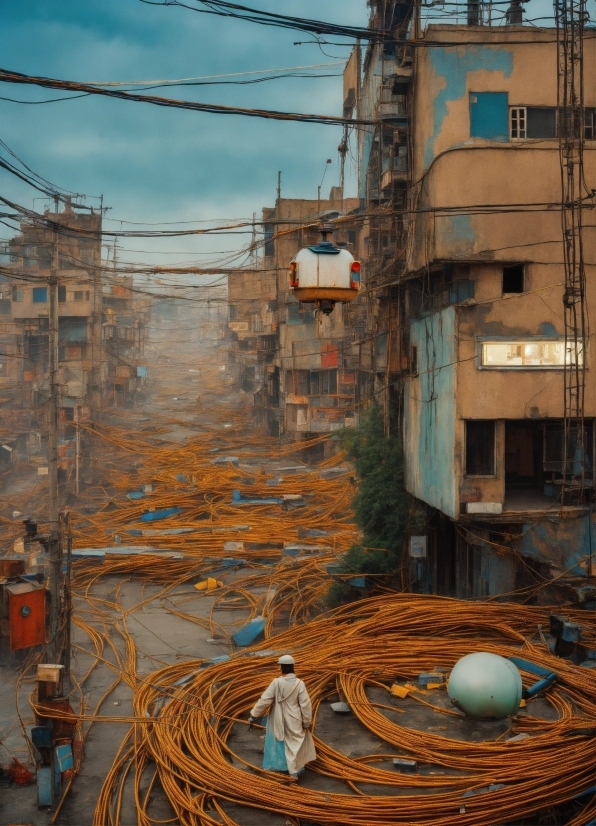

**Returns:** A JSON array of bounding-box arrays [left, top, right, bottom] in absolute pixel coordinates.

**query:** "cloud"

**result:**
[[0, 0, 366, 263]]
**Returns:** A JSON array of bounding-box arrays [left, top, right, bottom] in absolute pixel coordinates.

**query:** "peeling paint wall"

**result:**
[[404, 307, 457, 518]]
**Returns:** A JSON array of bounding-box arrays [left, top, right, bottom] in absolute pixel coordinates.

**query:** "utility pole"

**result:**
[[48, 223, 62, 663], [555, 0, 588, 504]]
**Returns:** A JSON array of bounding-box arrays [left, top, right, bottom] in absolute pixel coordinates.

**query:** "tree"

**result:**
[[326, 406, 423, 606]]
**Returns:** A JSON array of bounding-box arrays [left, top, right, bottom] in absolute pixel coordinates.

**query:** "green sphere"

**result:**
[[447, 652, 523, 719]]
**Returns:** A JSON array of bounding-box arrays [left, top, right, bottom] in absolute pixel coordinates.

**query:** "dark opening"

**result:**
[[527, 107, 556, 138], [58, 286, 66, 303], [502, 264, 524, 294], [465, 421, 495, 476], [410, 345, 418, 375]]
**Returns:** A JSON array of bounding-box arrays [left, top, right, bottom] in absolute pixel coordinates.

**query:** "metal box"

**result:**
[[5, 581, 46, 650]]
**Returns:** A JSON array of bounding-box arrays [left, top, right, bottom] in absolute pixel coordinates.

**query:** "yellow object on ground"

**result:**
[[390, 684, 410, 698], [194, 577, 223, 591]]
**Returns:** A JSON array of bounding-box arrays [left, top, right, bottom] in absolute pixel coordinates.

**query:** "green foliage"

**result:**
[[325, 406, 424, 606]]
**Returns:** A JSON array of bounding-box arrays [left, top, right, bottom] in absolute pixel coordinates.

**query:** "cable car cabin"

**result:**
[[289, 241, 360, 315]]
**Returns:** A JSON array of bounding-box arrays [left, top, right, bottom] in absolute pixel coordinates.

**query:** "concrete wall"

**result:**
[[404, 306, 458, 518], [407, 26, 596, 273]]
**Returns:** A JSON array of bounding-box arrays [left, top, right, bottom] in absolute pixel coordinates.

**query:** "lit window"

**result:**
[[481, 339, 582, 368]]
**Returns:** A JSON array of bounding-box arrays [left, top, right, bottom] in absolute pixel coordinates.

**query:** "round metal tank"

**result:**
[[447, 652, 523, 719]]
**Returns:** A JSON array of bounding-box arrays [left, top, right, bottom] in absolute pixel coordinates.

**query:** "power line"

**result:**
[[0, 67, 372, 127]]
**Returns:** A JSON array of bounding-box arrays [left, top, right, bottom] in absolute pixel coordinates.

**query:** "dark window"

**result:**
[[410, 345, 418, 375], [263, 224, 275, 258], [12, 288, 23, 302], [502, 264, 524, 294], [37, 246, 51, 268], [527, 107, 556, 138], [466, 421, 495, 476], [229, 304, 238, 321], [0, 298, 11, 314], [585, 109, 596, 140], [32, 287, 47, 303], [74, 290, 84, 301], [58, 286, 66, 303], [348, 231, 357, 246]]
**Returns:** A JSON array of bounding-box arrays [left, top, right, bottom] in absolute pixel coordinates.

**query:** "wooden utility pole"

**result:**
[[48, 224, 62, 663]]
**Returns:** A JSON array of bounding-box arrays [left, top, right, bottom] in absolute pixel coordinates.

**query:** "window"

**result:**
[[510, 107, 557, 139], [470, 92, 509, 140], [32, 287, 47, 303], [465, 421, 495, 476], [22, 245, 36, 268], [481, 339, 582, 368], [510, 107, 526, 139], [585, 109, 596, 140], [263, 224, 275, 258], [74, 291, 84, 301], [502, 264, 524, 294], [410, 345, 418, 376], [58, 286, 66, 303], [12, 288, 23, 302], [0, 298, 10, 314], [229, 304, 238, 321]]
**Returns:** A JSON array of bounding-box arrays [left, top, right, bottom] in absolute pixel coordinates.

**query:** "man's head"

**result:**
[[278, 654, 295, 674]]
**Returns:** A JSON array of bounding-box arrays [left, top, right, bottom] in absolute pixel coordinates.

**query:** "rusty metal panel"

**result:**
[[8, 583, 46, 650]]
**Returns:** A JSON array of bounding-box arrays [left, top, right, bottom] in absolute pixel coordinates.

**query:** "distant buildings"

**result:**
[[0, 202, 150, 484]]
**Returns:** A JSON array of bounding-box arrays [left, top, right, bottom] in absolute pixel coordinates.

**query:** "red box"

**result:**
[[6, 582, 46, 650]]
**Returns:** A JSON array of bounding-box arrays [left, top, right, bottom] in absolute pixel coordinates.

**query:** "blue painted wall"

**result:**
[[404, 307, 458, 518], [424, 46, 514, 169]]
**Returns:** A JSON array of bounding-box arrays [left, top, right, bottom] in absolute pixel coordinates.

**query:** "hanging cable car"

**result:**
[[289, 226, 361, 315]]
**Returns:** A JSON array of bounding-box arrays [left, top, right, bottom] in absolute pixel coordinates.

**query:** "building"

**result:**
[[373, 22, 594, 600], [259, 193, 362, 449], [102, 275, 150, 408], [338, 2, 596, 601], [227, 267, 277, 421]]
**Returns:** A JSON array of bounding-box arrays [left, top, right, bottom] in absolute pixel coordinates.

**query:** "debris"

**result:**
[[194, 578, 223, 592], [418, 672, 446, 688], [463, 783, 506, 798], [232, 490, 283, 506], [140, 506, 183, 522], [232, 616, 265, 646], [223, 541, 244, 552], [127, 490, 145, 500], [393, 758, 418, 772], [330, 702, 351, 714], [7, 757, 34, 785], [506, 733, 530, 743], [390, 684, 410, 699]]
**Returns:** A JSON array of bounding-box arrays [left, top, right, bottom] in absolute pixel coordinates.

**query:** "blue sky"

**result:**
[[0, 1, 368, 266]]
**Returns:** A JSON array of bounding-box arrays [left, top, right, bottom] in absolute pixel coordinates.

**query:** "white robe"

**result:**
[[250, 673, 317, 774]]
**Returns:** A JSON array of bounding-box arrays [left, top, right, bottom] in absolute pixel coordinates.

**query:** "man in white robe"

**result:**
[[249, 654, 316, 779]]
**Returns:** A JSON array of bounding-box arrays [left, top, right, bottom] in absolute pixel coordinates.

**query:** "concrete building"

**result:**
[[227, 267, 277, 424], [260, 193, 362, 449], [397, 25, 596, 599]]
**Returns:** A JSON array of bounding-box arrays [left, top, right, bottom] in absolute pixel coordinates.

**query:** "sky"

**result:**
[[0, 0, 368, 268]]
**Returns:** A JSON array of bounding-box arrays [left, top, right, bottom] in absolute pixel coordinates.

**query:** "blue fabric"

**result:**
[[262, 716, 287, 771]]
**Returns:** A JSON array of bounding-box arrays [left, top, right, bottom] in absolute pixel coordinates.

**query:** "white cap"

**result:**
[[277, 654, 295, 665]]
